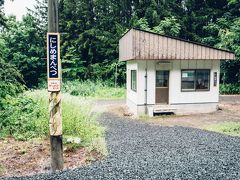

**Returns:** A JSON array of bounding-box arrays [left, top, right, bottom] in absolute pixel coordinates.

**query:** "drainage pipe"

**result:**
[[144, 60, 148, 114]]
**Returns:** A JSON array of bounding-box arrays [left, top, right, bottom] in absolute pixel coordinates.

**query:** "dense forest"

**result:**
[[0, 0, 240, 96]]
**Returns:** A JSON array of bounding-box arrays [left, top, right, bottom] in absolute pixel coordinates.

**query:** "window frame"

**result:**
[[131, 70, 137, 92], [181, 69, 210, 92]]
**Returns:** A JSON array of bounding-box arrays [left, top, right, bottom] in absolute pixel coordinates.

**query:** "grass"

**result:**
[[0, 90, 106, 154], [62, 80, 125, 99], [205, 122, 240, 137]]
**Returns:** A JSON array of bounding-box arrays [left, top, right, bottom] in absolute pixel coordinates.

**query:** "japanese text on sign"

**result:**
[[48, 33, 60, 79], [47, 33, 61, 92], [214, 72, 217, 87]]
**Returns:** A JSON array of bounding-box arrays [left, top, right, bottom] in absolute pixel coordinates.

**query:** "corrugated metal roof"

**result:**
[[119, 28, 235, 61]]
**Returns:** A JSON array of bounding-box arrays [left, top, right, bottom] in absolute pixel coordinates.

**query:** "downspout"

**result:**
[[144, 60, 148, 114]]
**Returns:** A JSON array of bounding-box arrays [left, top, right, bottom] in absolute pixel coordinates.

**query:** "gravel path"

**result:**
[[5, 113, 240, 180]]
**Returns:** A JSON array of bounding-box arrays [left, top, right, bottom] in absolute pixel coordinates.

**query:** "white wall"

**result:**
[[127, 60, 156, 106], [126, 61, 138, 105], [126, 59, 220, 115], [127, 61, 156, 115], [169, 60, 220, 104], [146, 61, 156, 105], [127, 61, 156, 105], [137, 61, 147, 105]]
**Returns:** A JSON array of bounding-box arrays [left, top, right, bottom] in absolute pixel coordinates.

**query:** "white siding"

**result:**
[[126, 61, 138, 105], [136, 61, 156, 105], [137, 61, 146, 105], [169, 60, 220, 104], [146, 61, 156, 105], [126, 59, 220, 116]]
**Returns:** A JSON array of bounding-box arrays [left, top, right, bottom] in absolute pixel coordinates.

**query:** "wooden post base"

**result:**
[[50, 135, 64, 172]]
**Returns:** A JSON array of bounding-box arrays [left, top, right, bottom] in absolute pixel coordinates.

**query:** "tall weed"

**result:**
[[0, 90, 104, 145]]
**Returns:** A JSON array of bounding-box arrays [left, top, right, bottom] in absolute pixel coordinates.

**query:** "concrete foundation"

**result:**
[[127, 99, 218, 117]]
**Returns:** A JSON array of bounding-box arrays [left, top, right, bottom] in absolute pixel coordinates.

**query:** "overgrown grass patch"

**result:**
[[0, 90, 106, 151], [205, 122, 240, 137], [62, 80, 125, 99]]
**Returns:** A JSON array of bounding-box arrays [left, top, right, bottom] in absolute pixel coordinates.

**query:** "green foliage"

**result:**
[[0, 90, 105, 145], [153, 16, 181, 36], [132, 18, 151, 31], [220, 83, 240, 95], [1, 16, 46, 87], [61, 94, 104, 144], [131, 16, 181, 37], [206, 122, 240, 137], [0, 94, 47, 140], [62, 80, 125, 99], [203, 13, 240, 84], [0, 58, 25, 108], [1, 0, 240, 88]]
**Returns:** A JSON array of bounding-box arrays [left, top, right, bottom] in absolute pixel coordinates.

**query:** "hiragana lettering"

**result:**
[[50, 54, 57, 60], [50, 49, 57, 54], [50, 70, 57, 76]]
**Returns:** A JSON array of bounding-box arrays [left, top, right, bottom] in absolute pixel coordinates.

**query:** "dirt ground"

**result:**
[[108, 103, 240, 129], [0, 138, 100, 178]]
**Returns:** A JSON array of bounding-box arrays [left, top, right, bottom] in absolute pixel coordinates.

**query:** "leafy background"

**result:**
[[0, 0, 239, 90]]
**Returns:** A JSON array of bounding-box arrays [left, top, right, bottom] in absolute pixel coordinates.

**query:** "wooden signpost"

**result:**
[[47, 0, 63, 172]]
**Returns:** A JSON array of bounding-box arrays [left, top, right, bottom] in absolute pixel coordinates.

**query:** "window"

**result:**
[[181, 70, 210, 91], [196, 70, 210, 90], [181, 70, 195, 90], [131, 70, 137, 91], [156, 71, 169, 87]]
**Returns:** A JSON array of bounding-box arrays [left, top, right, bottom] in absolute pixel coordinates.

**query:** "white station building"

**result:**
[[119, 28, 235, 116]]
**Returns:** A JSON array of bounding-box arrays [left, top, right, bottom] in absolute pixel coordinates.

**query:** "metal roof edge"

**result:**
[[119, 58, 234, 61]]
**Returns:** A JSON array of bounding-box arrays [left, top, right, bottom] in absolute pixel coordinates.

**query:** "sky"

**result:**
[[4, 0, 36, 20]]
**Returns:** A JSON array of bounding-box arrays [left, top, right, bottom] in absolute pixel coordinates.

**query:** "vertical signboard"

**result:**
[[47, 33, 61, 91], [214, 72, 217, 87]]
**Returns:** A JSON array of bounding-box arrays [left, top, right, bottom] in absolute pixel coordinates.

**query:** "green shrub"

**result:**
[[0, 94, 47, 140], [0, 90, 105, 145], [220, 83, 240, 95]]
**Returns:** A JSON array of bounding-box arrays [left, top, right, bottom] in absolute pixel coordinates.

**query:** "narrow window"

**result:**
[[196, 70, 210, 90], [131, 70, 137, 92], [181, 70, 195, 91]]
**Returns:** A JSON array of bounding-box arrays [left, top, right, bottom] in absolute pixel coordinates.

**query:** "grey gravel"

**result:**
[[4, 113, 240, 180]]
